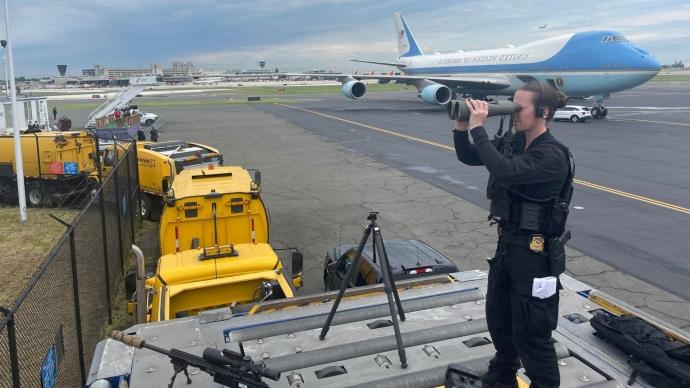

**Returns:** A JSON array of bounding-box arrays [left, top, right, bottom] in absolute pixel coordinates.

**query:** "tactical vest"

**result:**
[[487, 130, 574, 237]]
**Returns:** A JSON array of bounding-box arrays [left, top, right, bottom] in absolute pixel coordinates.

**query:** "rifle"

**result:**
[[110, 330, 281, 388]]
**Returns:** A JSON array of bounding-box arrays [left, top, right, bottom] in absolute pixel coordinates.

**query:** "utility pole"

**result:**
[[4, 0, 27, 222], [1, 43, 8, 96]]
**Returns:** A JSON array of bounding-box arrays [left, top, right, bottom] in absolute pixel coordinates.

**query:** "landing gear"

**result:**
[[591, 95, 609, 118], [591, 106, 608, 118]]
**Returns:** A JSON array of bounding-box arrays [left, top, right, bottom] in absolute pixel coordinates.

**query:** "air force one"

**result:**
[[323, 12, 660, 117]]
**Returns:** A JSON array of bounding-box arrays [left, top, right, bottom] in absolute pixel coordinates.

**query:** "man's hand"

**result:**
[[466, 99, 489, 130]]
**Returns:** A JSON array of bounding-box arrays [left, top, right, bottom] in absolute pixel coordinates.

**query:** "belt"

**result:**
[[497, 227, 548, 253]]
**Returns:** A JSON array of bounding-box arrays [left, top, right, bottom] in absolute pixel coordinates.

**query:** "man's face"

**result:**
[[513, 90, 546, 132]]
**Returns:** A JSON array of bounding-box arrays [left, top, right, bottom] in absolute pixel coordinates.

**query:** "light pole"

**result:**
[[4, 0, 27, 222], [1, 40, 8, 96]]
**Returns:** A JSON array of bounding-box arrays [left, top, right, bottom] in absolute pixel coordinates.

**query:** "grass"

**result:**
[[54, 97, 298, 111], [0, 207, 77, 307], [651, 74, 690, 82], [216, 83, 410, 95]]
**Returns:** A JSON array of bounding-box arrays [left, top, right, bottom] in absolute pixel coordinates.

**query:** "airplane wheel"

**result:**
[[591, 107, 601, 118], [602, 108, 608, 117], [570, 115, 579, 123]]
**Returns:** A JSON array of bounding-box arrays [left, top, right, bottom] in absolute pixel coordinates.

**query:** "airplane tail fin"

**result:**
[[394, 12, 424, 57]]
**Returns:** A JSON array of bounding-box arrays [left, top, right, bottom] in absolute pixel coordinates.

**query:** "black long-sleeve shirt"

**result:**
[[454, 126, 569, 200]]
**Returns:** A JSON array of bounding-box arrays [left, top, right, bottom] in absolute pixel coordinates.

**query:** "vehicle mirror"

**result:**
[[254, 170, 261, 186], [292, 274, 303, 290], [291, 251, 303, 276], [161, 178, 169, 193]]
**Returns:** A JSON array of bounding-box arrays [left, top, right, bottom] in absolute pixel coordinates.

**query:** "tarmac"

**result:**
[[54, 81, 690, 331]]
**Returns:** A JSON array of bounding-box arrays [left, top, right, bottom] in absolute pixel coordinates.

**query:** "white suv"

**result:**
[[553, 105, 592, 123], [136, 111, 158, 126]]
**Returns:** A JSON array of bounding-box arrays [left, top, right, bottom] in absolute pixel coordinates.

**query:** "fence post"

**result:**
[[68, 231, 87, 386], [98, 186, 113, 324], [95, 135, 113, 324], [125, 144, 136, 243], [133, 141, 142, 225], [1, 307, 21, 388], [113, 162, 125, 274]]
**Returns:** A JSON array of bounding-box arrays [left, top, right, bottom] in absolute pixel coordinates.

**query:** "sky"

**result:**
[[5, 0, 690, 77]]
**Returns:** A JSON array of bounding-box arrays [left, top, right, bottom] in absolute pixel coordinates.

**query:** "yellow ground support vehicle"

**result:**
[[144, 243, 301, 322], [130, 164, 303, 322], [136, 140, 223, 219], [158, 165, 266, 255], [0, 131, 99, 207]]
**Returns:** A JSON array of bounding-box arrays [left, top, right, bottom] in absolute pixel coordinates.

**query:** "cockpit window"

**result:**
[[601, 35, 629, 43]]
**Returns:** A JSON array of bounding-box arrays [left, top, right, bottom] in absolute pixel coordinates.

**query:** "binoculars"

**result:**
[[447, 100, 520, 121]]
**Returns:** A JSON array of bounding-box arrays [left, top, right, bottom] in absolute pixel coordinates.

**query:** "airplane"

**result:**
[[538, 24, 548, 29], [307, 12, 661, 118]]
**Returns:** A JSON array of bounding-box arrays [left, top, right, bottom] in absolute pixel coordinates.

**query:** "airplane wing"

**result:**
[[350, 59, 407, 67], [287, 73, 511, 91], [348, 74, 512, 91]]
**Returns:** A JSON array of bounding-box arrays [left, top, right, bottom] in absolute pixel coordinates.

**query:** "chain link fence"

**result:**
[[0, 139, 140, 388]]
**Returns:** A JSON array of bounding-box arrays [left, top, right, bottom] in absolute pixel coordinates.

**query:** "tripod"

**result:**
[[319, 212, 408, 368]]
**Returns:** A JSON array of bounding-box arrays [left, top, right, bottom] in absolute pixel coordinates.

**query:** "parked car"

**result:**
[[323, 239, 459, 291], [137, 111, 158, 126], [554, 105, 592, 123]]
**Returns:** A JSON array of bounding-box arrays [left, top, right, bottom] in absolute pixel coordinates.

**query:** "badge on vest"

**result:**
[[529, 235, 545, 253]]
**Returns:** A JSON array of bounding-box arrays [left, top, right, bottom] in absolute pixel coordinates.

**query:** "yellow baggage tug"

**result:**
[[136, 165, 302, 323], [135, 140, 223, 219]]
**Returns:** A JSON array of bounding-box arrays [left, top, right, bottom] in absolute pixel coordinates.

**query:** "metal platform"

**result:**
[[87, 271, 690, 387]]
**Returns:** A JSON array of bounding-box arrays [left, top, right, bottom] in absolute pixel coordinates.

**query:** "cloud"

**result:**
[[5, 0, 690, 76]]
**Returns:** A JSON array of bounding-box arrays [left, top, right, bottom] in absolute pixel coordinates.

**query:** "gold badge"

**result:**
[[529, 235, 545, 253]]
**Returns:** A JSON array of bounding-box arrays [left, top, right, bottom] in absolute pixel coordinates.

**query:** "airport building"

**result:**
[[75, 62, 196, 85]]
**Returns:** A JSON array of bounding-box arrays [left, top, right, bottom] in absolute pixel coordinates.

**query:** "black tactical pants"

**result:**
[[485, 242, 560, 388]]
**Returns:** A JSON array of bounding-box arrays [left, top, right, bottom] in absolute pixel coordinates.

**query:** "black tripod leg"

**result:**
[[319, 224, 372, 340], [372, 227, 408, 368], [378, 235, 405, 321]]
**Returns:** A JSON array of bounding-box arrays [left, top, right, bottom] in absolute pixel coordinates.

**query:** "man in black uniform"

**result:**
[[453, 81, 573, 388], [149, 127, 159, 142]]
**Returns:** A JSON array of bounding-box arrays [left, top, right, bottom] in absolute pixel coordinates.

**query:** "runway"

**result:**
[[253, 82, 690, 300]]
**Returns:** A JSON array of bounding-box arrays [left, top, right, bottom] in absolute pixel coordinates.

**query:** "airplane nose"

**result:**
[[648, 56, 661, 72], [632, 46, 661, 72]]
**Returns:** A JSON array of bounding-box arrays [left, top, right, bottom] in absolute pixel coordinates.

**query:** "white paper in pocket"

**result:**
[[531, 276, 557, 299]]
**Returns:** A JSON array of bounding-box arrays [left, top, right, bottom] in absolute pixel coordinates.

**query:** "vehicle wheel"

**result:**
[[570, 115, 579, 123], [140, 194, 152, 220], [144, 119, 155, 126], [26, 182, 44, 207], [602, 108, 608, 117], [591, 107, 601, 118]]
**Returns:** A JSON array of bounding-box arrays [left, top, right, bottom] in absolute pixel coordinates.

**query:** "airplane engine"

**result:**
[[419, 83, 452, 105], [342, 79, 366, 99]]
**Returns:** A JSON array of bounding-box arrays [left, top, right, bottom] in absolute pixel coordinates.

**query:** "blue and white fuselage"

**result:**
[[397, 31, 660, 97], [336, 12, 660, 113]]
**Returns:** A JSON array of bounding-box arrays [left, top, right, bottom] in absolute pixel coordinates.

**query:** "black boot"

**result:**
[[480, 367, 518, 388], [481, 353, 520, 388]]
